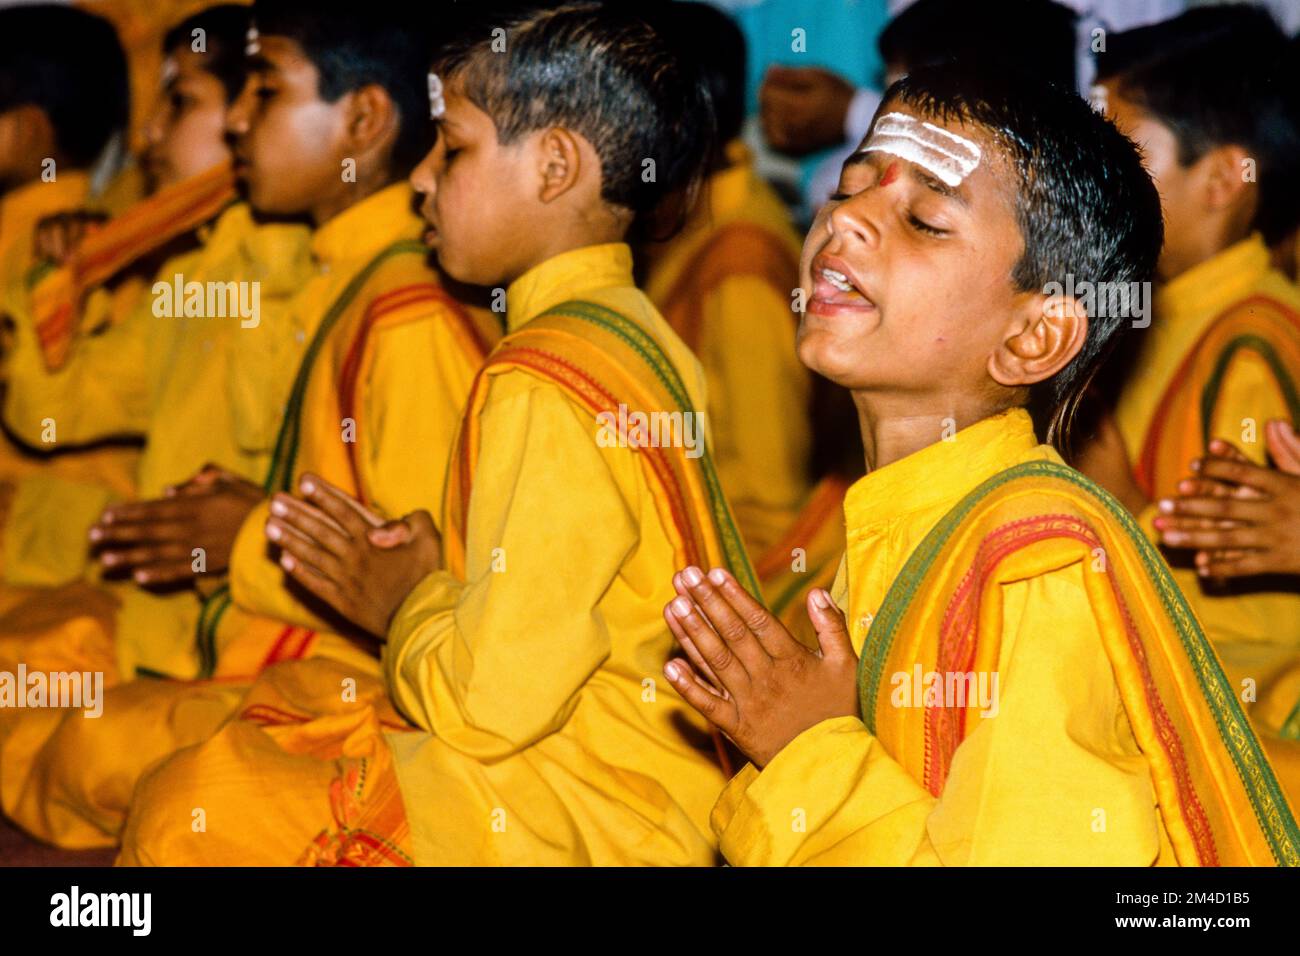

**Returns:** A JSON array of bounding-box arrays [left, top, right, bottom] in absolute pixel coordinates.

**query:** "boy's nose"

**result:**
[[225, 81, 254, 136], [408, 146, 439, 200], [143, 111, 165, 146], [827, 193, 881, 249]]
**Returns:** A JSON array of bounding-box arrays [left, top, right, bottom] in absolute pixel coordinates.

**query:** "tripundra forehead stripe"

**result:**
[[859, 112, 982, 188]]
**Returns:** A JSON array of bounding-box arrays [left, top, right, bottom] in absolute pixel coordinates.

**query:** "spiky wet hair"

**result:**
[[429, 1, 716, 220], [885, 64, 1163, 454]]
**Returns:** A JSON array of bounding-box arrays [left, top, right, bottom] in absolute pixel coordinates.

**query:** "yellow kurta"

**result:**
[[117, 244, 729, 866], [1113, 235, 1300, 764], [714, 410, 1193, 865], [2, 203, 312, 585], [207, 182, 495, 677], [0, 172, 141, 514], [2, 183, 492, 849], [642, 143, 810, 556]]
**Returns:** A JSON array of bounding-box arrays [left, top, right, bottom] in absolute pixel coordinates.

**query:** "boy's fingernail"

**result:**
[[670, 596, 692, 618], [1190, 459, 1202, 472], [88, 527, 102, 542], [101, 552, 118, 566], [270, 499, 288, 517], [133, 570, 148, 583], [280, 554, 296, 571], [1164, 532, 1184, 545], [1153, 517, 1167, 530], [1158, 499, 1174, 513], [266, 522, 282, 541], [682, 566, 703, 587], [300, 478, 315, 494], [810, 588, 831, 609], [707, 568, 727, 585], [664, 661, 679, 680]]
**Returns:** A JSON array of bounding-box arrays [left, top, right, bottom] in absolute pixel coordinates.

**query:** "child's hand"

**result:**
[[759, 66, 855, 156], [90, 465, 264, 585], [1155, 426, 1300, 578], [34, 210, 107, 264], [660, 566, 859, 769], [264, 472, 442, 638]]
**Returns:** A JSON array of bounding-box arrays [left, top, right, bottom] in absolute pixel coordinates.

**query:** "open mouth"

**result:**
[[821, 267, 854, 292], [808, 256, 877, 315]]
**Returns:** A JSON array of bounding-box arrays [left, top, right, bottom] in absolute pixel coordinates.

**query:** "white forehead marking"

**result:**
[[859, 111, 981, 188], [427, 72, 446, 120], [245, 25, 260, 56], [159, 56, 179, 88]]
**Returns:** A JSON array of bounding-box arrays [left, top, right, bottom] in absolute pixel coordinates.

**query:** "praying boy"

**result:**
[[120, 2, 749, 866], [0, 5, 142, 560], [2, 0, 495, 851], [662, 65, 1299, 866], [1076, 9, 1300, 789]]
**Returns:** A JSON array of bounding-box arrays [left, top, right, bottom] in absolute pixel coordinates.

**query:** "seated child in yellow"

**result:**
[[0, 7, 300, 591], [0, 4, 145, 512], [1079, 22, 1300, 784], [661, 67, 1298, 867], [0, 9, 495, 849], [117, 5, 750, 866]]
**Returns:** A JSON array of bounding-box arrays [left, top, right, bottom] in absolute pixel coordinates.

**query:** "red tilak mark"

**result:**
[[879, 161, 900, 187]]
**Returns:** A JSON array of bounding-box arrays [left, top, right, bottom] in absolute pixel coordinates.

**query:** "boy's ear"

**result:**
[[988, 293, 1088, 389], [1196, 143, 1253, 213], [6, 105, 57, 160], [535, 127, 583, 204], [342, 84, 399, 163]]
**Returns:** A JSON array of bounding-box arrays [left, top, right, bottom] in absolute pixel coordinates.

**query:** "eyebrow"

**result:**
[[840, 150, 970, 207], [246, 54, 276, 74]]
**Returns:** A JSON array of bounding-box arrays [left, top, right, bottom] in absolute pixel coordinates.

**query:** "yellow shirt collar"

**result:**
[[1156, 234, 1270, 326], [309, 182, 420, 266], [843, 408, 1040, 532], [506, 242, 634, 332]]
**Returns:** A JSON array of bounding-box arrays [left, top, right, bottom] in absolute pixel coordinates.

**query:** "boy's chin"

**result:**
[[796, 336, 865, 389]]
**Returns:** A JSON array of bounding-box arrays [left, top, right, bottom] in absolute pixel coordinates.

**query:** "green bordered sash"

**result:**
[[190, 238, 428, 677], [443, 298, 757, 596], [1137, 295, 1300, 499], [857, 459, 1300, 867]]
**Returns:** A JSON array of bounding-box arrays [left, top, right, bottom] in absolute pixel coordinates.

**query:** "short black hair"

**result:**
[[652, 1, 745, 147], [251, 0, 434, 173], [880, 0, 1078, 89], [0, 4, 129, 168], [1103, 7, 1300, 246], [885, 65, 1163, 453], [432, 1, 716, 219], [163, 5, 254, 104]]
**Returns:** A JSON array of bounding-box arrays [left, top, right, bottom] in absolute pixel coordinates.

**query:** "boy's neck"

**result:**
[[1160, 226, 1253, 284], [309, 171, 397, 229], [852, 390, 1014, 473]]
